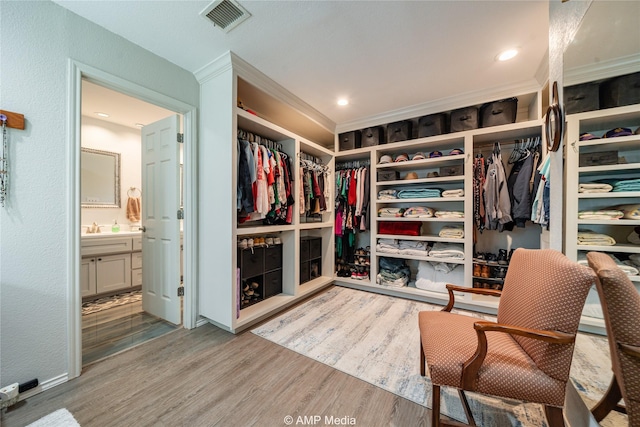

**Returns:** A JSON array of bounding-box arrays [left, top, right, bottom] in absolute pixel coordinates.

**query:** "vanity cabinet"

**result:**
[[81, 234, 140, 299]]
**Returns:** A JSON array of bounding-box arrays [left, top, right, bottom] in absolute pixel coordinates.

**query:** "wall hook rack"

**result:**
[[0, 109, 25, 207]]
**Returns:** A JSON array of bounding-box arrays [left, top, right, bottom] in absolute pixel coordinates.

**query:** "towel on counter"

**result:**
[[403, 206, 435, 218], [438, 225, 464, 239], [577, 210, 624, 220], [126, 197, 141, 222], [415, 262, 465, 293], [428, 242, 465, 259], [442, 189, 464, 198], [578, 183, 613, 193], [577, 230, 616, 246], [578, 252, 639, 276], [435, 210, 464, 219], [397, 188, 441, 199]]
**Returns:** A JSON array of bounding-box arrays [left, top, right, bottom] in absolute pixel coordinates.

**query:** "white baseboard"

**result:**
[[18, 373, 68, 402]]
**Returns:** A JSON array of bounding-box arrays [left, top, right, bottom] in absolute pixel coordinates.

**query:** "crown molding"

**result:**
[[229, 53, 335, 133], [336, 80, 541, 133], [194, 51, 234, 84], [535, 48, 550, 87], [564, 54, 640, 86]]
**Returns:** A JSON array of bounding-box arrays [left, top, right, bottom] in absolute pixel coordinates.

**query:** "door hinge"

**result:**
[[177, 208, 184, 219], [177, 286, 184, 297], [177, 133, 184, 143]]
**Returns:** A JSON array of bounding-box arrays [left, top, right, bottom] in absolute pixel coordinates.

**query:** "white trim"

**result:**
[[17, 373, 69, 402], [67, 59, 199, 377], [564, 53, 640, 86], [336, 80, 541, 133], [195, 51, 336, 134]]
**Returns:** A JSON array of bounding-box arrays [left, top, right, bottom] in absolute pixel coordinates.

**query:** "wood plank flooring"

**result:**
[[82, 300, 179, 365], [1, 323, 433, 427]]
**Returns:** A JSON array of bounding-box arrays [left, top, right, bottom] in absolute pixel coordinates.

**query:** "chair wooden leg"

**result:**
[[544, 405, 565, 427], [458, 390, 476, 426], [432, 384, 441, 427], [420, 340, 426, 376], [591, 375, 625, 421]]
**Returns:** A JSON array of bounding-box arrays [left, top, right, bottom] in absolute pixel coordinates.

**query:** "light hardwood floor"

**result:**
[[1, 323, 432, 427]]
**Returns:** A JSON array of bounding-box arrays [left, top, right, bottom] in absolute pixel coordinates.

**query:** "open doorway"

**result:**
[[79, 80, 183, 365]]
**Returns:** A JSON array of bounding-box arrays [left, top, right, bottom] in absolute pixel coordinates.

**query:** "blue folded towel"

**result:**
[[397, 188, 441, 199]]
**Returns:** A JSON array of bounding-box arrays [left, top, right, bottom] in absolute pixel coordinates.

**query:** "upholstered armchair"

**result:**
[[586, 252, 640, 426], [419, 248, 596, 426]]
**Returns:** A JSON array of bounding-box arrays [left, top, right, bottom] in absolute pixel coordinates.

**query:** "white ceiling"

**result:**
[[57, 0, 551, 129]]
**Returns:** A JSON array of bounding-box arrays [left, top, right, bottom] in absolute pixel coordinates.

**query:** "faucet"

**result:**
[[86, 222, 101, 234]]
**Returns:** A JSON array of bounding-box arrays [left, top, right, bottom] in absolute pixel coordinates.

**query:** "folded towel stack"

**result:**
[[577, 210, 624, 220], [439, 225, 464, 239], [378, 207, 405, 217], [435, 210, 464, 218], [397, 188, 441, 199], [613, 178, 640, 192], [428, 242, 464, 259], [578, 183, 612, 193], [577, 252, 639, 276], [613, 204, 640, 220], [398, 240, 429, 256], [403, 206, 435, 218], [376, 238, 400, 254], [442, 189, 464, 198], [415, 261, 464, 293], [378, 189, 398, 200], [577, 230, 616, 246]]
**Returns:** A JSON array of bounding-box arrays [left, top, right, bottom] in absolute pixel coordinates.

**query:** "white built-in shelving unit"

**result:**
[[565, 103, 640, 332]]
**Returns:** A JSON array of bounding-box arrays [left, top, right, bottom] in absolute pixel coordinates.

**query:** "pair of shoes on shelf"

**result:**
[[497, 249, 508, 265]]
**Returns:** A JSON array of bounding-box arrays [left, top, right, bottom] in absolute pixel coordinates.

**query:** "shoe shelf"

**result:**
[[237, 224, 296, 236]]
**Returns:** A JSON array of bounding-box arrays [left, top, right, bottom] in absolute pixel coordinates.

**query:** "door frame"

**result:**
[[67, 60, 198, 379]]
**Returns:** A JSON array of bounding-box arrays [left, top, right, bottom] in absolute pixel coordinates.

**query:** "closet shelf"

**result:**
[[577, 219, 640, 226], [375, 197, 464, 204], [376, 233, 463, 243], [576, 244, 640, 254], [578, 163, 640, 174], [578, 191, 640, 199], [375, 176, 464, 186], [299, 222, 333, 230], [377, 216, 464, 222], [375, 154, 465, 170], [375, 251, 465, 264], [236, 224, 295, 236]]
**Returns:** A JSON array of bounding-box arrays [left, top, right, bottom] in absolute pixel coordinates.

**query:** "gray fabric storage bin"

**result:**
[[450, 106, 479, 132], [339, 130, 361, 151], [600, 72, 640, 109], [565, 83, 600, 114], [418, 113, 447, 137], [361, 126, 384, 147]]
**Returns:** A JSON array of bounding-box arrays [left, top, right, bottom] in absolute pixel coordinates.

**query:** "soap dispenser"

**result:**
[[112, 220, 120, 233]]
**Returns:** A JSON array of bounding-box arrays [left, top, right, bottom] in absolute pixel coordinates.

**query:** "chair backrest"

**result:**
[[587, 251, 640, 425], [497, 248, 596, 383]]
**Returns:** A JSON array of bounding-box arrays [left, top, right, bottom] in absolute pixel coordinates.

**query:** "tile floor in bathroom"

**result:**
[[82, 297, 180, 366]]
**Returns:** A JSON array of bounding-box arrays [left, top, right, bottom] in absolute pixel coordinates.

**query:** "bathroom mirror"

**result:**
[[81, 147, 121, 208], [564, 0, 640, 89]]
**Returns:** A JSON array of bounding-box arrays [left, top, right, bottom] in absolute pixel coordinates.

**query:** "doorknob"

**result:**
[[141, 226, 146, 232]]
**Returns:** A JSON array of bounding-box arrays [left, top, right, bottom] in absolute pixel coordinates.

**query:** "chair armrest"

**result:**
[[460, 321, 575, 390], [619, 342, 640, 359], [442, 284, 502, 312]]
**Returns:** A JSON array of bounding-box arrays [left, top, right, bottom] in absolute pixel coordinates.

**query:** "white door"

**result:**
[[141, 115, 181, 325]]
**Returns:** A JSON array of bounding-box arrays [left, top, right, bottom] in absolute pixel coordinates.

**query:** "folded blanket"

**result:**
[[403, 206, 435, 218], [629, 229, 640, 245], [439, 225, 464, 239], [613, 178, 640, 192], [577, 252, 639, 276], [435, 210, 464, 218], [577, 230, 616, 246], [429, 242, 464, 259], [397, 188, 441, 199], [415, 262, 464, 293], [578, 210, 624, 220], [378, 207, 405, 217], [612, 204, 640, 220], [442, 189, 464, 198], [377, 274, 408, 288], [378, 189, 398, 200], [398, 240, 428, 251], [376, 245, 400, 254], [578, 183, 613, 193], [376, 238, 400, 254]]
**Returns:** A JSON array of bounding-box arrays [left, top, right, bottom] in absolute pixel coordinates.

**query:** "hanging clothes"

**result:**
[[506, 138, 541, 228], [299, 155, 330, 219], [473, 154, 486, 233], [483, 144, 512, 231]]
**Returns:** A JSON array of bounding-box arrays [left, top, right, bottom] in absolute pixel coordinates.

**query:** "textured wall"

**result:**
[[0, 0, 197, 387], [546, 0, 592, 250]]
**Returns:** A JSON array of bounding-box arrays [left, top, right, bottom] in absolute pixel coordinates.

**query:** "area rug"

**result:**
[[252, 286, 626, 426], [82, 290, 142, 316], [26, 408, 80, 427]]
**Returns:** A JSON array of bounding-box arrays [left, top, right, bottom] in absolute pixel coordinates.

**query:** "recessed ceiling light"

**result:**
[[95, 112, 110, 118], [134, 123, 144, 128], [337, 99, 349, 106], [497, 49, 518, 61]]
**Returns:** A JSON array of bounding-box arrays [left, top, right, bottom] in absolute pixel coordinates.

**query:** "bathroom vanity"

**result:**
[[80, 231, 142, 299]]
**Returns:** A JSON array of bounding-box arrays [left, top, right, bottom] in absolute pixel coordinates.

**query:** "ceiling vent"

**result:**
[[200, 0, 251, 33]]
